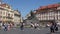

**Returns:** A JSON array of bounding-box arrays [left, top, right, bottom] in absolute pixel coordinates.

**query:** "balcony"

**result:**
[[6, 16, 13, 19], [14, 14, 20, 17]]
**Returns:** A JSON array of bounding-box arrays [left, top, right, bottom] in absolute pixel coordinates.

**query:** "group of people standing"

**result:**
[[0, 23, 13, 31], [50, 21, 58, 33], [20, 22, 40, 30], [30, 22, 40, 29], [0, 21, 58, 33], [30, 21, 59, 33]]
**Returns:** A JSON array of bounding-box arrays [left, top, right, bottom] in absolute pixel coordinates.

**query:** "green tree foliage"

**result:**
[[30, 10, 35, 18], [27, 10, 35, 20], [58, 2, 60, 4]]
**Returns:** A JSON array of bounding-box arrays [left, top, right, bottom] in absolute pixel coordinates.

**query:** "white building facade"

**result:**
[[35, 4, 60, 26]]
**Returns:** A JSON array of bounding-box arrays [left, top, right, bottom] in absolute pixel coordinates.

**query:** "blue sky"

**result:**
[[2, 0, 60, 18]]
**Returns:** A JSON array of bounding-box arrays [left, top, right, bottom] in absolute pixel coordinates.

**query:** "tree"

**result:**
[[27, 10, 39, 23], [27, 10, 35, 20], [58, 2, 60, 4], [30, 10, 35, 18]]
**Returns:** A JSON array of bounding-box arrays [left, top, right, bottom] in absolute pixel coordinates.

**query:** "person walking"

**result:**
[[7, 23, 10, 31], [50, 24, 54, 33], [54, 22, 58, 31], [34, 23, 37, 29], [4, 23, 8, 31], [34, 23, 39, 29], [0, 23, 2, 30], [20, 23, 24, 30], [2, 23, 5, 29], [30, 22, 34, 28]]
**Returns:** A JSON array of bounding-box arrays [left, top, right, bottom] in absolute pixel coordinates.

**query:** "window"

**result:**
[[0, 16, 2, 18], [6, 12, 7, 16], [58, 15, 60, 19], [3, 17, 5, 19], [0, 11, 2, 14], [0, 16, 2, 20], [8, 14, 10, 16], [49, 16, 54, 20], [58, 11, 60, 15], [3, 12, 5, 15], [11, 14, 13, 17]]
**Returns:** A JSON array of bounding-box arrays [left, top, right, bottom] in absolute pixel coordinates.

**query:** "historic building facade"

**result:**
[[14, 10, 21, 26], [35, 4, 60, 26], [0, 3, 21, 26], [0, 3, 14, 24]]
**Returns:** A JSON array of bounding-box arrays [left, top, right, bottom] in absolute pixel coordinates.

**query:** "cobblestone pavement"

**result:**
[[0, 27, 60, 34]]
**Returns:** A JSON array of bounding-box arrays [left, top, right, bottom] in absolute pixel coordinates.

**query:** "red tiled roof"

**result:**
[[0, 3, 11, 9], [40, 6, 47, 10], [47, 4, 53, 8], [47, 4, 60, 8], [53, 4, 60, 7], [38, 4, 60, 10], [35, 4, 60, 14]]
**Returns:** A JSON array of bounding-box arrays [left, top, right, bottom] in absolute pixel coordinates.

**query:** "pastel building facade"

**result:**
[[35, 4, 60, 26], [0, 3, 21, 26]]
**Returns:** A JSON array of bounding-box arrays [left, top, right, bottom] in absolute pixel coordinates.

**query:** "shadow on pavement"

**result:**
[[46, 32, 60, 34], [46, 33, 51, 34], [55, 32, 60, 34]]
